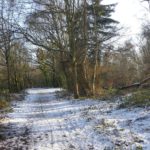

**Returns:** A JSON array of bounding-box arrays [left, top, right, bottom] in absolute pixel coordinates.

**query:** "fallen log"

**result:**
[[140, 76, 150, 85], [119, 76, 150, 90]]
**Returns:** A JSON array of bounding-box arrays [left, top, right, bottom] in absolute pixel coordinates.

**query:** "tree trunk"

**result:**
[[73, 62, 79, 98], [78, 64, 91, 96], [92, 49, 98, 96], [6, 55, 11, 92], [92, 0, 99, 96]]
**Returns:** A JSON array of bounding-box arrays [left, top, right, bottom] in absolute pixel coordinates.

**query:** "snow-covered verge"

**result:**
[[0, 88, 150, 150], [25, 88, 62, 94]]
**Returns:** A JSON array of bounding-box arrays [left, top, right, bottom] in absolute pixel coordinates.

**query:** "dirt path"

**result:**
[[0, 88, 150, 150]]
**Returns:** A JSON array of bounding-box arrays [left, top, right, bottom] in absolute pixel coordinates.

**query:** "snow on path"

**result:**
[[0, 88, 150, 150]]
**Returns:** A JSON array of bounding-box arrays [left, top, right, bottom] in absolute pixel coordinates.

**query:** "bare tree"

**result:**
[[22, 0, 118, 98]]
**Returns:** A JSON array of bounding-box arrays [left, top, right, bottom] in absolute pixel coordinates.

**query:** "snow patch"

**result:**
[[25, 88, 62, 94], [0, 88, 150, 150]]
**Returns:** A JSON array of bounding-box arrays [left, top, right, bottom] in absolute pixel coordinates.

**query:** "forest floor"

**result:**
[[0, 88, 150, 150]]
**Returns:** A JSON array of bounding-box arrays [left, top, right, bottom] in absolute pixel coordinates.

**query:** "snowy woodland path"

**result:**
[[0, 88, 150, 150]]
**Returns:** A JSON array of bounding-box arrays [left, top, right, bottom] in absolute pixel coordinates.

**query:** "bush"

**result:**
[[120, 89, 150, 108], [0, 90, 10, 109], [0, 99, 9, 109], [96, 88, 119, 99]]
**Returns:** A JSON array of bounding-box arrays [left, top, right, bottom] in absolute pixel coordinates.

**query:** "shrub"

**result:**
[[119, 89, 150, 108], [0, 99, 9, 109]]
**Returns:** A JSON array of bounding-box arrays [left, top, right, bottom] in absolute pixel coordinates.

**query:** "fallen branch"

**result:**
[[119, 76, 150, 90]]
